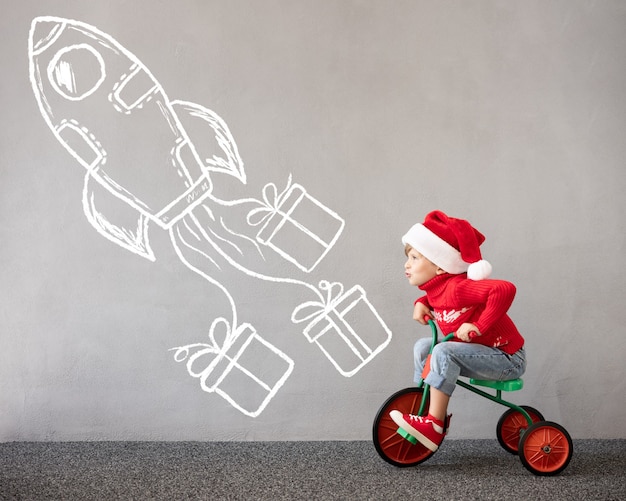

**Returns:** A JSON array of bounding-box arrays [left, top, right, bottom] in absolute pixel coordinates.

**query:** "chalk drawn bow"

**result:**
[[171, 318, 243, 390], [246, 176, 293, 227], [291, 280, 345, 327]]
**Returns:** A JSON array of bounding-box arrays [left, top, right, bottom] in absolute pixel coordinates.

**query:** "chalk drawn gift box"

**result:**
[[292, 281, 392, 377], [171, 319, 294, 417], [247, 179, 345, 273]]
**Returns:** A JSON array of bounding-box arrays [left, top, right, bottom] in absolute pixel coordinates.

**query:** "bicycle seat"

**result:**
[[469, 378, 523, 391]]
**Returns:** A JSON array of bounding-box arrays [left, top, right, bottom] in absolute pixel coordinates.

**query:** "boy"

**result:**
[[390, 210, 526, 452]]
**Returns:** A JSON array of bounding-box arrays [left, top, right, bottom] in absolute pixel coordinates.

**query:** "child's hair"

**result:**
[[404, 243, 412, 256]]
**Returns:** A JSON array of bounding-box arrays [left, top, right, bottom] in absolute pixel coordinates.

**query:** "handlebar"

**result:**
[[425, 317, 478, 345]]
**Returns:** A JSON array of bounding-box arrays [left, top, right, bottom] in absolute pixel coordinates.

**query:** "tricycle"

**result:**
[[372, 319, 573, 476]]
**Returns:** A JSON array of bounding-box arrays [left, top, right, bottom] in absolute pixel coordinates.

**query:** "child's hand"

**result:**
[[413, 302, 433, 324], [456, 323, 481, 342]]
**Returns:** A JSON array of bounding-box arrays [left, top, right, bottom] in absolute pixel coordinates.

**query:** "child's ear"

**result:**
[[436, 267, 447, 275]]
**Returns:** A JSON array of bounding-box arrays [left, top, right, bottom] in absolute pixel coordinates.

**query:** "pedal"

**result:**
[[396, 427, 418, 445]]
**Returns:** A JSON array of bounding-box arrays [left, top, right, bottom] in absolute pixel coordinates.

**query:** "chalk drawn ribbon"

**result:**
[[171, 318, 294, 417], [292, 280, 392, 377], [246, 179, 345, 273]]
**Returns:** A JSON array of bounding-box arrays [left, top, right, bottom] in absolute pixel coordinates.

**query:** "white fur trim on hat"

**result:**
[[402, 223, 468, 274]]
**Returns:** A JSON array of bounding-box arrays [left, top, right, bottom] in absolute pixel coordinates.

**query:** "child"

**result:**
[[390, 210, 526, 452]]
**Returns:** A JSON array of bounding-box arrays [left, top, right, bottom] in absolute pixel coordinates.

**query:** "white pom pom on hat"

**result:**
[[402, 210, 492, 280], [467, 259, 492, 281]]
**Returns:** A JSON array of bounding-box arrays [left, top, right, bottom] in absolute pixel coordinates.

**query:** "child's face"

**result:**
[[404, 247, 441, 286]]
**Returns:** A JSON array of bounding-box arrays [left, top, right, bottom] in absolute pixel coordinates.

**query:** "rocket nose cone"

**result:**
[[29, 16, 66, 55]]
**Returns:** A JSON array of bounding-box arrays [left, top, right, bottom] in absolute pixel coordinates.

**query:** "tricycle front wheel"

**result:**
[[372, 387, 436, 467]]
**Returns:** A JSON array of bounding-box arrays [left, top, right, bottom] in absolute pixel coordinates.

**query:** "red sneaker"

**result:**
[[389, 411, 448, 452]]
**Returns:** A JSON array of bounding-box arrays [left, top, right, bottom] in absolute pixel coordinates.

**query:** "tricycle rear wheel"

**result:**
[[518, 421, 573, 476], [496, 406, 544, 454]]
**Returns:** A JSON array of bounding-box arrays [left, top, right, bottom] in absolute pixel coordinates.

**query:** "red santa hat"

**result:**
[[402, 210, 492, 280]]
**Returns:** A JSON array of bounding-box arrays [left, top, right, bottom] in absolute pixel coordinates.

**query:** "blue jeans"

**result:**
[[413, 337, 526, 396]]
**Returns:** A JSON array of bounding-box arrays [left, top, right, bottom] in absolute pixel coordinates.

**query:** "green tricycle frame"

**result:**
[[372, 320, 573, 476]]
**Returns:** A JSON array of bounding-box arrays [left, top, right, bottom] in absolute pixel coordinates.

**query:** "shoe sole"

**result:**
[[389, 410, 440, 452]]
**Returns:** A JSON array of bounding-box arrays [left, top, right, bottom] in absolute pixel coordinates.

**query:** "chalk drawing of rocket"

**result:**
[[28, 16, 392, 415]]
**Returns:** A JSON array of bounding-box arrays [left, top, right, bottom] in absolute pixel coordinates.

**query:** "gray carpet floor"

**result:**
[[1, 440, 624, 500]]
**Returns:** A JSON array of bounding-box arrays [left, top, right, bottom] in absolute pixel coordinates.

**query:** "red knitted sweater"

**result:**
[[416, 274, 524, 355]]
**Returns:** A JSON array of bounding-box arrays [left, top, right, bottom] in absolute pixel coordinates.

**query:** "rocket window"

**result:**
[[47, 43, 105, 101]]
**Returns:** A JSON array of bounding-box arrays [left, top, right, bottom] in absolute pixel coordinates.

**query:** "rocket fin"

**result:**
[[172, 100, 246, 184], [82, 172, 155, 261]]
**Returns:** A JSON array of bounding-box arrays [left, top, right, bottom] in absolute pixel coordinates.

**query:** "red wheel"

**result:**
[[372, 387, 436, 467], [496, 406, 544, 454], [518, 421, 573, 476]]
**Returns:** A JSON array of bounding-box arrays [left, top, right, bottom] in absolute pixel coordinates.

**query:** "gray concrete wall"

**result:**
[[2, 0, 624, 441]]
